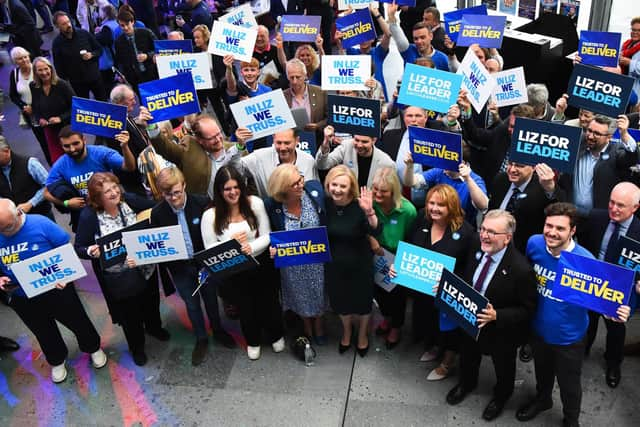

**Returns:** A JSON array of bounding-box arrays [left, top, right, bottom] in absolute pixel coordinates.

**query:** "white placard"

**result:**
[[10, 243, 87, 298], [321, 55, 371, 91], [373, 249, 397, 292], [208, 20, 257, 63], [156, 53, 213, 90], [121, 225, 189, 266], [219, 3, 258, 28], [491, 66, 528, 108], [338, 0, 372, 10], [229, 89, 297, 140], [457, 49, 497, 113]]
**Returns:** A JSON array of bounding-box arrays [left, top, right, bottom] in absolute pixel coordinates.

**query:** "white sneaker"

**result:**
[[91, 349, 107, 368], [247, 345, 261, 360], [51, 362, 67, 383], [272, 337, 285, 353]]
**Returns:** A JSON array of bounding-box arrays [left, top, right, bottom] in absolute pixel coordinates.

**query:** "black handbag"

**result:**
[[102, 267, 147, 300]]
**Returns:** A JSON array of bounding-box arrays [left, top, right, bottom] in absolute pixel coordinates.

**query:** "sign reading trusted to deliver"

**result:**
[[328, 94, 380, 138], [335, 8, 376, 49], [321, 55, 370, 91], [393, 241, 456, 296], [139, 73, 200, 124], [398, 63, 462, 114], [281, 15, 321, 42], [444, 4, 487, 43], [71, 97, 127, 138], [435, 269, 488, 340], [567, 64, 635, 117], [154, 40, 193, 56], [229, 89, 296, 140], [270, 227, 331, 268], [194, 239, 259, 279], [121, 225, 189, 266], [577, 31, 621, 68], [456, 14, 506, 48], [408, 126, 462, 171], [509, 117, 582, 173], [208, 20, 257, 63]]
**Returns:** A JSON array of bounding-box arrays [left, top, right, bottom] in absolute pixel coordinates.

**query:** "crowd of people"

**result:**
[[2, 1, 640, 426]]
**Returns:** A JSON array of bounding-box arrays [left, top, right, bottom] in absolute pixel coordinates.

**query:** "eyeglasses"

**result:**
[[163, 189, 184, 199], [199, 131, 222, 141], [290, 176, 304, 188], [585, 128, 609, 138], [479, 227, 510, 238], [631, 28, 640, 33]]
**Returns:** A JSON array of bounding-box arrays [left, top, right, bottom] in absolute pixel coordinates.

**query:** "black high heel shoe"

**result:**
[[357, 344, 369, 357], [339, 342, 351, 354]]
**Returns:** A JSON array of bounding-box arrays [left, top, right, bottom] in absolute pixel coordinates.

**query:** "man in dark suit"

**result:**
[[626, 111, 639, 130], [0, 0, 43, 58], [446, 210, 538, 421], [577, 182, 640, 388], [114, 9, 158, 94]]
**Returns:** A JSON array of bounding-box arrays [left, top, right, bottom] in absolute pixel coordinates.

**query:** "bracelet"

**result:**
[[447, 120, 457, 127], [63, 200, 69, 208], [236, 143, 246, 151]]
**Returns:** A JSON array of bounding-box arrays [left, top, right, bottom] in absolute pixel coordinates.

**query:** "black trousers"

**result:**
[[374, 285, 407, 328], [71, 78, 107, 102], [411, 291, 439, 348], [531, 334, 584, 424], [9, 285, 101, 366], [586, 310, 625, 367], [117, 274, 162, 355]]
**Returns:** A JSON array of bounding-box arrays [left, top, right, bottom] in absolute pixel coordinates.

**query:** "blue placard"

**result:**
[[435, 269, 489, 340], [139, 73, 200, 124], [297, 131, 317, 156], [567, 64, 635, 117], [380, 0, 416, 6], [328, 94, 380, 137], [194, 239, 260, 279], [509, 117, 582, 173], [71, 97, 127, 138], [553, 251, 634, 318], [578, 31, 621, 68], [456, 14, 506, 48], [398, 64, 463, 114], [281, 15, 321, 42], [335, 8, 377, 49], [154, 40, 193, 56], [611, 128, 640, 145], [393, 241, 457, 296], [444, 5, 488, 43], [270, 227, 332, 268], [408, 126, 462, 171], [615, 235, 640, 310]]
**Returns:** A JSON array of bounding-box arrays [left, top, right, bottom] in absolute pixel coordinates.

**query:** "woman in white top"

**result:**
[[201, 165, 285, 361]]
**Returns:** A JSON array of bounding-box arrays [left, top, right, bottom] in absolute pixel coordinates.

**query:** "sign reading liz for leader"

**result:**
[[121, 225, 189, 266], [71, 97, 127, 138], [567, 64, 635, 117], [398, 63, 462, 114], [328, 94, 381, 138], [509, 117, 582, 173], [10, 243, 88, 298], [408, 126, 462, 171], [194, 239, 259, 279], [393, 241, 456, 296], [139, 73, 200, 124], [229, 89, 296, 140], [270, 227, 332, 268]]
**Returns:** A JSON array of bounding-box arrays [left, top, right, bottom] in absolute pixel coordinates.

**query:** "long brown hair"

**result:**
[[213, 166, 258, 235]]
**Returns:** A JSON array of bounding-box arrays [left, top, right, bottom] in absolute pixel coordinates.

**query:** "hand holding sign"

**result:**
[[114, 130, 130, 147], [476, 302, 496, 328], [606, 304, 631, 323]]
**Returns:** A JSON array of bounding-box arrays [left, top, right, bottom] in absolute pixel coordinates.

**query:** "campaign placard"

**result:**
[[435, 269, 489, 340], [456, 14, 506, 48], [373, 249, 397, 292], [139, 73, 200, 124], [553, 251, 634, 318], [321, 55, 371, 91], [615, 235, 640, 276], [578, 31, 621, 68], [10, 243, 88, 298], [337, 0, 372, 10], [208, 20, 257, 63], [509, 117, 582, 173], [328, 94, 381, 138], [492, 67, 528, 107], [194, 239, 259, 279], [96, 219, 150, 269], [408, 126, 462, 171], [398, 63, 462, 114], [335, 8, 376, 49], [219, 2, 258, 28], [270, 227, 332, 268], [156, 52, 212, 90], [154, 40, 193, 56], [444, 4, 488, 43], [71, 97, 127, 138], [380, 0, 416, 6], [611, 128, 640, 145], [567, 64, 635, 117], [297, 131, 317, 156], [121, 225, 189, 266], [393, 241, 456, 296], [229, 89, 296, 140], [457, 48, 497, 113], [281, 15, 321, 42]]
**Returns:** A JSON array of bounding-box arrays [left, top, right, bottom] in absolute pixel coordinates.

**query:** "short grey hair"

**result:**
[[592, 114, 616, 135], [483, 209, 516, 234], [110, 84, 134, 104], [10, 46, 30, 63], [286, 58, 307, 79], [526, 83, 549, 108], [0, 135, 10, 151]]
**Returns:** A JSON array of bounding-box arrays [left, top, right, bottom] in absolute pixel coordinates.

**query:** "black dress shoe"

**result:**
[[482, 398, 505, 421], [146, 327, 170, 341], [339, 342, 351, 354], [212, 330, 236, 349], [563, 418, 580, 427], [519, 344, 533, 363], [516, 398, 553, 421], [191, 339, 209, 366], [446, 383, 474, 405], [132, 352, 148, 366], [357, 344, 369, 357], [0, 336, 20, 352], [606, 365, 621, 388]]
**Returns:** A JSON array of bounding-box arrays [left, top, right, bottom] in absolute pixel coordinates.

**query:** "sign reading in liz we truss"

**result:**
[[393, 241, 456, 296], [194, 239, 259, 279], [71, 97, 126, 138], [219, 2, 258, 28], [154, 40, 193, 56], [398, 63, 462, 114], [444, 4, 488, 43], [492, 67, 528, 107], [121, 225, 189, 266], [156, 52, 213, 90], [509, 118, 582, 173], [10, 244, 87, 298], [435, 269, 489, 340], [578, 31, 621, 68], [96, 219, 150, 269], [335, 8, 376, 49], [553, 251, 634, 318], [456, 14, 506, 48], [567, 64, 635, 117], [373, 249, 397, 292], [208, 20, 257, 63], [457, 48, 497, 113], [281, 15, 321, 42], [408, 126, 462, 171], [139, 73, 200, 124], [337, 0, 372, 10], [321, 55, 371, 91], [229, 89, 296, 140], [270, 227, 332, 268], [380, 0, 416, 6], [328, 94, 380, 138]]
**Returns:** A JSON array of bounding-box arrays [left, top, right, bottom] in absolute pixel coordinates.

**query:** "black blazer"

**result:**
[[627, 112, 639, 130], [461, 117, 511, 190], [114, 28, 158, 87], [489, 173, 566, 253], [577, 209, 640, 257]]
